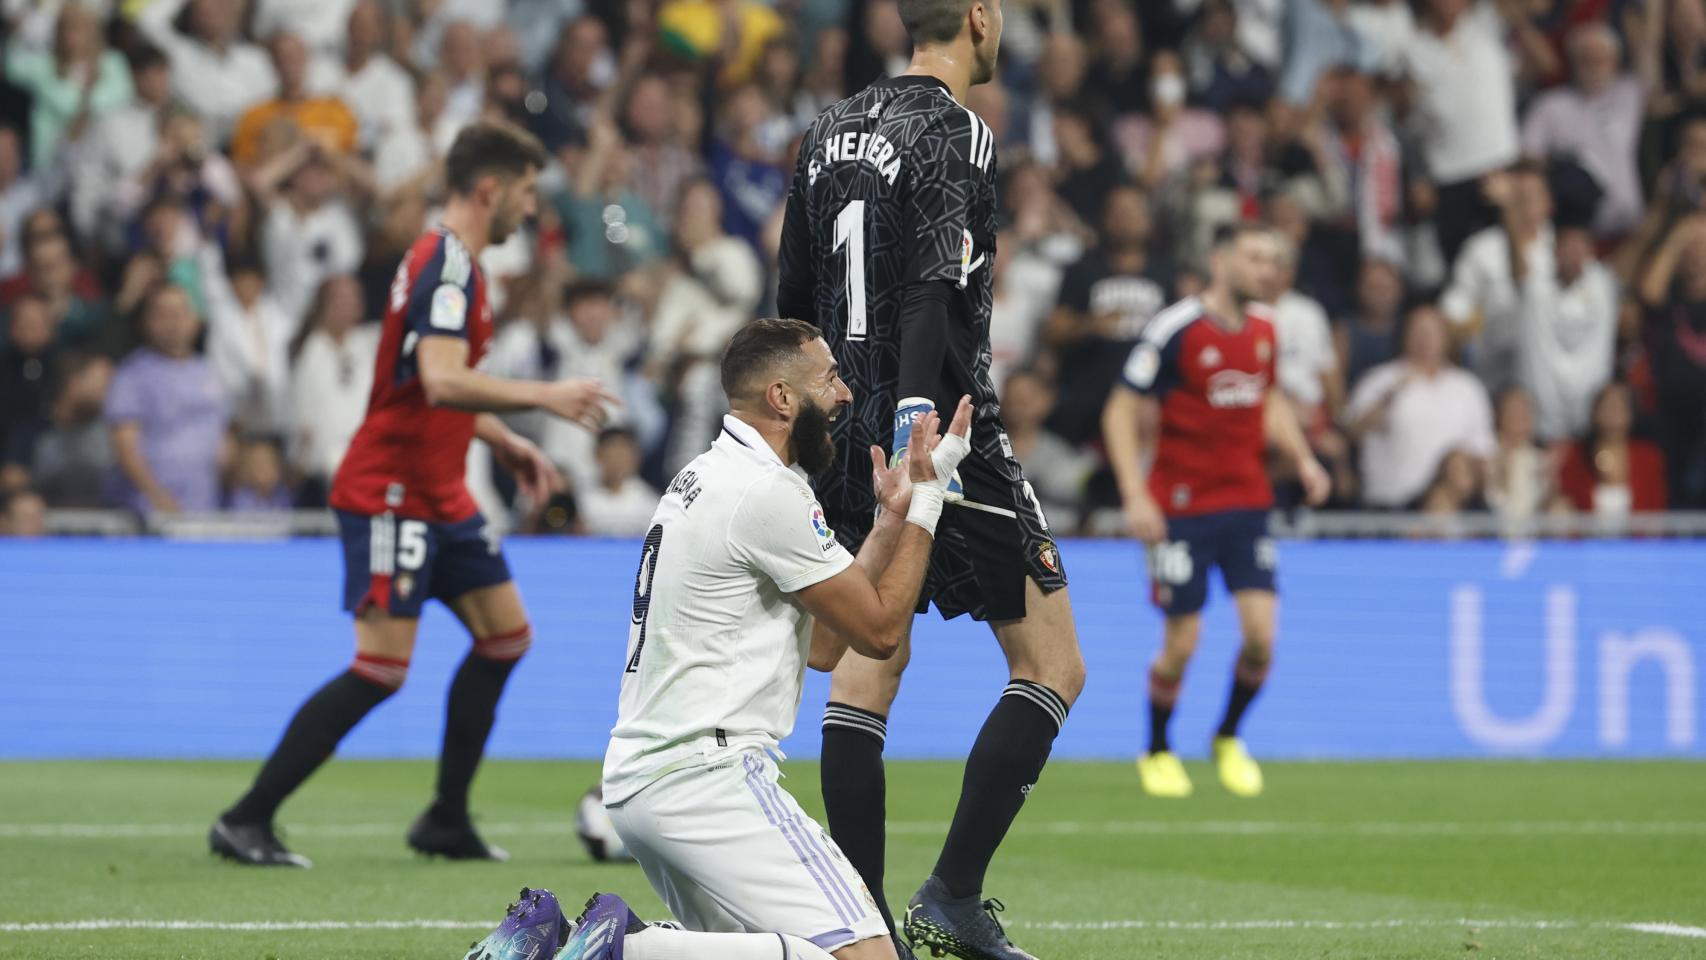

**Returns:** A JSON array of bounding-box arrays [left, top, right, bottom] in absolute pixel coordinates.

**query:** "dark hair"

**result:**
[[131, 44, 169, 73], [719, 317, 821, 399], [562, 278, 615, 309], [597, 426, 639, 449], [898, 0, 971, 45], [1212, 219, 1274, 249], [444, 120, 548, 196]]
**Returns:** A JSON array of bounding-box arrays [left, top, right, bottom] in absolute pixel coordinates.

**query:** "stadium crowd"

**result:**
[[0, 0, 1703, 538]]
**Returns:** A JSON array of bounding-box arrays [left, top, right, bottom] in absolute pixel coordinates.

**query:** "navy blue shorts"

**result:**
[[1146, 509, 1276, 617], [336, 509, 511, 617]]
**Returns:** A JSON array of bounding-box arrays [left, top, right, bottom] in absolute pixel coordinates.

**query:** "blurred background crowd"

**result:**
[[1, 0, 1703, 539]]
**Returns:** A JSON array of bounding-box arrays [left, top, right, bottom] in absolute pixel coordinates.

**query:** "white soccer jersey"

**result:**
[[603, 414, 855, 804]]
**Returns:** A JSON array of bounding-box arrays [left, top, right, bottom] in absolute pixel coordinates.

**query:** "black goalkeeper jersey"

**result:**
[[777, 74, 1002, 537]]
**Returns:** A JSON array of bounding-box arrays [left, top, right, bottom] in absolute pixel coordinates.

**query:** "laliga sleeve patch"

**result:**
[[1125, 343, 1161, 389], [430, 284, 468, 331], [810, 503, 838, 552]]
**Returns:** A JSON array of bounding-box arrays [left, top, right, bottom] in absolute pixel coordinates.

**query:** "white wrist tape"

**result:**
[[906, 483, 947, 536]]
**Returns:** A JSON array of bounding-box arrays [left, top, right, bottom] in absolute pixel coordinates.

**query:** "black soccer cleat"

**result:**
[[904, 876, 1036, 960], [208, 815, 312, 868], [407, 810, 510, 861], [894, 933, 920, 960]]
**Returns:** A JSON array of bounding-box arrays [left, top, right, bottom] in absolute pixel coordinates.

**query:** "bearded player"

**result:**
[[776, 1, 1086, 957], [1102, 223, 1330, 800], [210, 120, 615, 867]]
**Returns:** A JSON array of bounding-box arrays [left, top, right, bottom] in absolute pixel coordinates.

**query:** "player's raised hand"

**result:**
[[909, 395, 973, 485], [542, 378, 621, 430], [869, 443, 913, 519]]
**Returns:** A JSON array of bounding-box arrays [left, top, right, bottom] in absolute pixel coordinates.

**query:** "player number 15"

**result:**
[[834, 200, 867, 340]]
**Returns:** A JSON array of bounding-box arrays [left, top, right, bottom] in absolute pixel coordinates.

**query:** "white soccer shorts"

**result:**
[[606, 750, 888, 952]]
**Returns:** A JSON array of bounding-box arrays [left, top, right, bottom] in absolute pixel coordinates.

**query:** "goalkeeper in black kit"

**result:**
[[775, 0, 1086, 958]]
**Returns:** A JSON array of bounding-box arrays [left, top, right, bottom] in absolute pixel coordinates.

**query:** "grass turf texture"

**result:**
[[2, 760, 1702, 959]]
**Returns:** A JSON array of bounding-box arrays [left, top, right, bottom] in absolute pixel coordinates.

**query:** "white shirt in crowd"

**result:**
[[1344, 0, 1417, 76], [0, 174, 42, 278], [1441, 223, 1554, 391], [307, 53, 418, 150], [1347, 361, 1497, 507], [200, 247, 297, 436], [603, 414, 854, 805], [70, 101, 160, 249], [288, 323, 379, 481], [1516, 260, 1618, 442], [1400, 0, 1518, 183], [254, 0, 358, 57], [260, 200, 365, 325], [137, 0, 278, 143], [1520, 75, 1645, 236], [581, 477, 663, 538], [1273, 288, 1336, 409]]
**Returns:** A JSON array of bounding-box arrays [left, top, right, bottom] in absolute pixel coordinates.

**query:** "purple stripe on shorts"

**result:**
[[741, 755, 857, 927], [758, 773, 866, 921], [809, 928, 855, 950]]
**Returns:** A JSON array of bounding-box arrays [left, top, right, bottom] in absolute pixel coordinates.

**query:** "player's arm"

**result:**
[[1103, 336, 1176, 544], [807, 435, 916, 671], [794, 397, 973, 662], [775, 135, 817, 323], [1265, 387, 1331, 506], [474, 414, 562, 506]]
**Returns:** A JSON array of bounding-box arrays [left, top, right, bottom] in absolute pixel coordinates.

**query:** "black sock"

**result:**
[[225, 669, 396, 824], [932, 681, 1068, 900], [1216, 653, 1269, 738], [429, 652, 518, 824], [820, 703, 894, 933], [1148, 667, 1180, 755]]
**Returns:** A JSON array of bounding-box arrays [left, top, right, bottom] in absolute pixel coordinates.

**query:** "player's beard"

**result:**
[[791, 396, 837, 477]]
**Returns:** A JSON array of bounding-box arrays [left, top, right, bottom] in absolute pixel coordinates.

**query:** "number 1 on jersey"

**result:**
[[833, 200, 867, 340]]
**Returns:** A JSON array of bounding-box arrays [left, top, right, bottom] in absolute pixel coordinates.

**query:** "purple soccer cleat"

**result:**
[[553, 893, 648, 960], [464, 887, 571, 960]]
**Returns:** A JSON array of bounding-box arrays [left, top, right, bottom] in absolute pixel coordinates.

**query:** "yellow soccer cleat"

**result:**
[[1213, 736, 1264, 797], [1137, 751, 1193, 798]]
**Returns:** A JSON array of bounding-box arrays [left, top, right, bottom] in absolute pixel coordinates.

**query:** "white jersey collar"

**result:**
[[719, 414, 812, 482]]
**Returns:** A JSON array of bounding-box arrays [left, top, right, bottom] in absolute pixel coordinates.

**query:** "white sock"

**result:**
[[621, 924, 838, 960]]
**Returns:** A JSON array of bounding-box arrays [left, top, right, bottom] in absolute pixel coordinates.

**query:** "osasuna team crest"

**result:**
[[1038, 542, 1060, 574]]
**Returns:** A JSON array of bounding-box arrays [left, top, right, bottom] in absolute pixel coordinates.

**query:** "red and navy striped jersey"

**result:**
[[331, 227, 492, 522], [1121, 297, 1276, 517]]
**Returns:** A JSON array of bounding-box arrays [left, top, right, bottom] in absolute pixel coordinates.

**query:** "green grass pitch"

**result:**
[[2, 759, 1703, 959]]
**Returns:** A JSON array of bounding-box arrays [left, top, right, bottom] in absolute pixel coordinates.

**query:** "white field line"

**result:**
[[2, 918, 1704, 939], [6, 820, 1706, 839]]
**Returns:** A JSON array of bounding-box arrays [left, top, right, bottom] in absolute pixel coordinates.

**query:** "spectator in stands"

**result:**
[[1441, 160, 1554, 393], [1024, 31, 1088, 170], [1558, 382, 1669, 516], [554, 118, 662, 281], [707, 84, 787, 250], [72, 46, 174, 253], [105, 284, 230, 515], [4, 230, 109, 351], [201, 249, 294, 436], [226, 437, 292, 511], [305, 0, 416, 152], [3, 1, 133, 173], [1344, 0, 1417, 75], [622, 75, 703, 232], [1400, 0, 1525, 265], [1513, 222, 1617, 443], [579, 427, 659, 537], [1346, 304, 1495, 508], [1316, 66, 1403, 265], [650, 179, 762, 473], [0, 294, 58, 488], [1120, 49, 1226, 191], [1052, 99, 1126, 228], [0, 126, 41, 280], [1637, 212, 1706, 507], [1002, 368, 1094, 534], [529, 17, 610, 152], [1084, 2, 1148, 117], [1521, 21, 1648, 238], [1418, 448, 1487, 521], [1045, 184, 1171, 447], [286, 274, 374, 506], [1279, 0, 1369, 108], [1270, 235, 1341, 433], [253, 0, 357, 58], [1484, 385, 1562, 524], [1335, 256, 1404, 391], [1181, 0, 1276, 114], [113, 108, 243, 257], [253, 137, 368, 324], [990, 162, 1091, 386], [1, 488, 46, 537], [435, 21, 487, 137], [137, 0, 279, 143], [230, 31, 359, 168], [32, 353, 114, 508]]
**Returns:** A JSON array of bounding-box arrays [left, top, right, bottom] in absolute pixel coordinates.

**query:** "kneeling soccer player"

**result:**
[[463, 318, 972, 960]]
